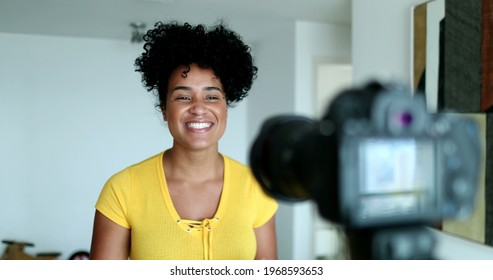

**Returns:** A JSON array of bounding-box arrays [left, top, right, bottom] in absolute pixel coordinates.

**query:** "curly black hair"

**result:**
[[134, 20, 258, 109]]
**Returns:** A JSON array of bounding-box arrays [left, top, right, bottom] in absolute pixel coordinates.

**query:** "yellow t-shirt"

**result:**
[[95, 152, 278, 260]]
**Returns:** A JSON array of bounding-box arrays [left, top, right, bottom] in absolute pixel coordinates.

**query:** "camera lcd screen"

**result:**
[[358, 138, 436, 221]]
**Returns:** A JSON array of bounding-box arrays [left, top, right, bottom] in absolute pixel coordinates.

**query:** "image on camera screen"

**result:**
[[358, 138, 436, 220]]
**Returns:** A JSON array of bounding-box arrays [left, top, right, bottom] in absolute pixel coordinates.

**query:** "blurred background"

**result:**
[[1, 0, 490, 260]]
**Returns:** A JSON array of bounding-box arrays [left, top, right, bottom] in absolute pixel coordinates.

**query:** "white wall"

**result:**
[[295, 21, 352, 117], [352, 0, 426, 87], [0, 32, 248, 259]]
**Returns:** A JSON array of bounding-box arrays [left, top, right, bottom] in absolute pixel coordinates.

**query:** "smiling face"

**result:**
[[164, 64, 227, 152]]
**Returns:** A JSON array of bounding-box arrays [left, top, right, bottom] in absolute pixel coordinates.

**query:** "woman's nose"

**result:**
[[189, 99, 207, 115]]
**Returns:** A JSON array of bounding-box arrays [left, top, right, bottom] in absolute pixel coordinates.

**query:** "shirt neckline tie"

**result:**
[[180, 217, 219, 260]]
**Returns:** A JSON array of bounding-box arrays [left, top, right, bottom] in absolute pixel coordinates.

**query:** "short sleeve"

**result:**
[[95, 169, 131, 229], [252, 175, 278, 228]]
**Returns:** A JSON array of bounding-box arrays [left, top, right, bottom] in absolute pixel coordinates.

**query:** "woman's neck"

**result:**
[[162, 146, 224, 183]]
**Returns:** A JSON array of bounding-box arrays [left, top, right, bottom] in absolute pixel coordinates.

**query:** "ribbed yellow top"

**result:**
[[95, 152, 278, 260]]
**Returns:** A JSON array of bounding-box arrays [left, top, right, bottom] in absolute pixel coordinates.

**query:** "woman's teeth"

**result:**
[[187, 122, 212, 129]]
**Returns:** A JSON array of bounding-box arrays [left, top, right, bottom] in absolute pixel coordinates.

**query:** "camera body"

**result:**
[[336, 85, 480, 229], [250, 82, 481, 231]]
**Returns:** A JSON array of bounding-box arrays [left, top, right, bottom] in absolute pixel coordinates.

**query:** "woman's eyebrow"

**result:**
[[204, 86, 224, 93], [170, 86, 191, 92]]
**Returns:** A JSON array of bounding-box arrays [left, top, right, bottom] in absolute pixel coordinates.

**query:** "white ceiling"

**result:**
[[0, 0, 352, 42]]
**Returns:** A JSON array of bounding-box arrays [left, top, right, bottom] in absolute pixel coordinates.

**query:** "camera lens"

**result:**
[[249, 115, 315, 201]]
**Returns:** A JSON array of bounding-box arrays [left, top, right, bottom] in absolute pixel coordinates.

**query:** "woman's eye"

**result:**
[[206, 95, 220, 101], [176, 96, 191, 101]]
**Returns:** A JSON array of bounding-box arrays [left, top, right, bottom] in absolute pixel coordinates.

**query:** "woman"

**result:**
[[90, 21, 278, 260]]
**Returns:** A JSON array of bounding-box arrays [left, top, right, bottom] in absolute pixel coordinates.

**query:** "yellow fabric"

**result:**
[[95, 151, 278, 260]]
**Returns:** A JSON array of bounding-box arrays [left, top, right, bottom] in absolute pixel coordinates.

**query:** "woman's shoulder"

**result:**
[[222, 154, 261, 188], [222, 154, 250, 173], [128, 151, 164, 170], [107, 151, 164, 183]]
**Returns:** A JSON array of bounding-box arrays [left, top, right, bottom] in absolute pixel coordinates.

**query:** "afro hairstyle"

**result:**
[[134, 20, 258, 109]]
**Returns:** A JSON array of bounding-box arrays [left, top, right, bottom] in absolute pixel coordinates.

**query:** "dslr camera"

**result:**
[[250, 82, 481, 259]]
